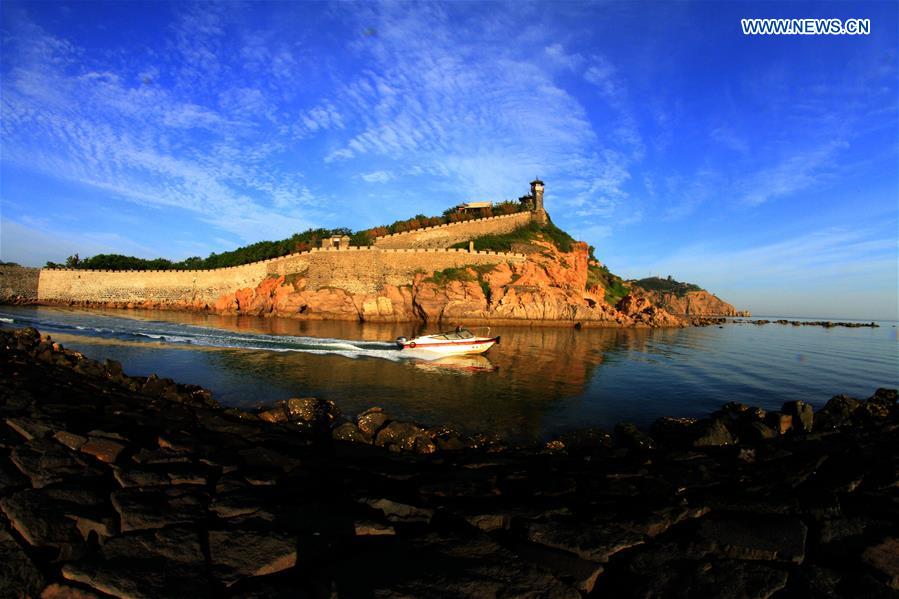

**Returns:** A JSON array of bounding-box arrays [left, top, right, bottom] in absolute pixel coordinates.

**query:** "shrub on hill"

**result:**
[[41, 201, 527, 271], [632, 276, 703, 296], [47, 228, 349, 271], [450, 220, 575, 254]]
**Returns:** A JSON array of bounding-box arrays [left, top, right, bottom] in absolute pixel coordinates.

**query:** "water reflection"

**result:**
[[2, 305, 895, 442]]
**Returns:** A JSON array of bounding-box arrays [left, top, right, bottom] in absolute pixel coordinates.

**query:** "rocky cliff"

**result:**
[[639, 289, 747, 317], [212, 241, 684, 327]]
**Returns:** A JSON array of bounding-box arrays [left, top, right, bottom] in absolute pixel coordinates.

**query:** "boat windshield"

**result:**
[[432, 329, 475, 340]]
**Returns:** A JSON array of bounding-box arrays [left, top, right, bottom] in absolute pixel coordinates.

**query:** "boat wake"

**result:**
[[0, 309, 418, 362]]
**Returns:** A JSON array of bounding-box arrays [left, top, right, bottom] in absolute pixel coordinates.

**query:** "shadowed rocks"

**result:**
[[0, 327, 896, 597]]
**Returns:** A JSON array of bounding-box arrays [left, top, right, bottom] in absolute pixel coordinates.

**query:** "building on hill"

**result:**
[[320, 235, 351, 249], [454, 201, 493, 213], [518, 178, 545, 212]]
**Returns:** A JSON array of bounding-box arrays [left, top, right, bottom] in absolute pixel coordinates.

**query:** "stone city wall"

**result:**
[[372, 211, 534, 249], [37, 261, 271, 306], [268, 247, 525, 295], [36, 247, 526, 305], [0, 265, 40, 304]]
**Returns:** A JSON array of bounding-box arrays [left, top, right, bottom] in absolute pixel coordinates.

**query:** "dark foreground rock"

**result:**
[[0, 326, 897, 597]]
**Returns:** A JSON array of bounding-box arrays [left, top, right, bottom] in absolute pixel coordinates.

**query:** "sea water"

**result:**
[[2, 305, 896, 441]]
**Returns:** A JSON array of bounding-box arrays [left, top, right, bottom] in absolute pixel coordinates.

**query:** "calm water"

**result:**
[[2, 306, 896, 442]]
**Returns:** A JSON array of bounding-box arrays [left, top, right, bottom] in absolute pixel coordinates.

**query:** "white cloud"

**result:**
[[0, 10, 321, 244], [360, 170, 394, 183], [544, 43, 584, 71], [739, 141, 847, 206]]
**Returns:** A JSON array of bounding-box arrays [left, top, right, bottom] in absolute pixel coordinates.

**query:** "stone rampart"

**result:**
[[36, 247, 526, 305], [373, 211, 534, 249], [0, 265, 40, 304], [37, 261, 271, 306]]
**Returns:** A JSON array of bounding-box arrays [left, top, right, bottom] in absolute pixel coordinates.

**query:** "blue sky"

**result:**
[[1, 1, 896, 319]]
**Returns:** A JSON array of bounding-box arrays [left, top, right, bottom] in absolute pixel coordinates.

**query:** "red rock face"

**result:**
[[208, 241, 687, 327], [642, 289, 741, 316]]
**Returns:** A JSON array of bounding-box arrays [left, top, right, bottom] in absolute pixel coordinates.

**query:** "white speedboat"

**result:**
[[396, 328, 500, 356]]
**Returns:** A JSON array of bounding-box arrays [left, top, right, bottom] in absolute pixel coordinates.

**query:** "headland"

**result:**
[[1, 181, 747, 327]]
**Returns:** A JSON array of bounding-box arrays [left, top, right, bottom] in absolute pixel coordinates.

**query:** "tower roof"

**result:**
[[530, 178, 544, 186]]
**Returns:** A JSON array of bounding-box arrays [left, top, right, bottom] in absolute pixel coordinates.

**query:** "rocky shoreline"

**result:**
[[1, 326, 897, 597], [690, 317, 883, 328]]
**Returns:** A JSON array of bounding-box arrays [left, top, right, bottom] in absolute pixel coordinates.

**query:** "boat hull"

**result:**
[[400, 336, 499, 356]]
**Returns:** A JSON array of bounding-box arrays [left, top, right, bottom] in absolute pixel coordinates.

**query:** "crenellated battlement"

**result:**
[[36, 245, 527, 304], [373, 210, 535, 249], [34, 181, 546, 307]]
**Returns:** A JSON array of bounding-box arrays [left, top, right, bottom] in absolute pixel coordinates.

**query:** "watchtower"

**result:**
[[530, 178, 544, 212]]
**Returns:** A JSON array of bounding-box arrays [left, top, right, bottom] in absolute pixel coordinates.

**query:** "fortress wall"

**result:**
[[0, 265, 40, 304], [372, 211, 534, 249], [268, 247, 525, 294], [37, 261, 270, 305], [35, 248, 526, 304]]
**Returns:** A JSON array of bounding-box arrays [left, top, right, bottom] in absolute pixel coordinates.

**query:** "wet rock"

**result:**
[[111, 466, 173, 488], [62, 527, 208, 598], [80, 436, 126, 463], [504, 538, 605, 593], [815, 394, 861, 430], [238, 446, 303, 473], [650, 417, 697, 448], [131, 448, 191, 465], [691, 418, 736, 447], [525, 517, 644, 563], [428, 427, 467, 451], [282, 397, 339, 427], [354, 520, 395, 536], [10, 438, 102, 488], [792, 565, 843, 597], [357, 532, 581, 598], [111, 486, 208, 532], [363, 498, 434, 524], [39, 583, 102, 599], [697, 516, 807, 563], [208, 528, 297, 587], [375, 421, 437, 454], [623, 505, 711, 538], [554, 427, 613, 452], [74, 511, 119, 541], [331, 422, 371, 444], [764, 411, 793, 435], [862, 537, 899, 590], [209, 485, 274, 519], [357, 407, 390, 437], [0, 488, 89, 557], [0, 527, 44, 597], [463, 512, 508, 532], [863, 389, 896, 419], [614, 423, 656, 451], [256, 407, 288, 423], [782, 400, 814, 433], [53, 431, 87, 451], [682, 559, 788, 599], [5, 416, 57, 441], [742, 421, 777, 443], [104, 358, 124, 380]]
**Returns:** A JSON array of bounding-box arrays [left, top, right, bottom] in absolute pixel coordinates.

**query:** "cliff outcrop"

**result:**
[[212, 241, 686, 327], [639, 289, 746, 317]]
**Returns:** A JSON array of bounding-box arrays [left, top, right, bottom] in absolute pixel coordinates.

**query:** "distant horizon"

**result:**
[[1, 1, 896, 322]]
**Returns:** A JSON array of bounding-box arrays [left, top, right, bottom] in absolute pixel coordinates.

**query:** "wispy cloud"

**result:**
[[0, 9, 321, 242], [738, 141, 847, 207], [360, 170, 394, 183]]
